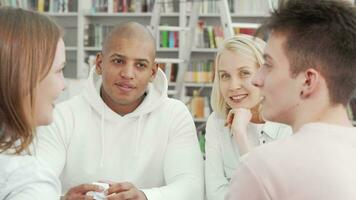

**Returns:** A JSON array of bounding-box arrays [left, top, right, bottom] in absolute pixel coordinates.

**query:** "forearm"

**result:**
[[232, 129, 252, 156]]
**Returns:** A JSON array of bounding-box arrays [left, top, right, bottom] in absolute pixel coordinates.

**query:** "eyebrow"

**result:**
[[110, 53, 150, 64], [217, 66, 253, 73], [263, 53, 273, 62]]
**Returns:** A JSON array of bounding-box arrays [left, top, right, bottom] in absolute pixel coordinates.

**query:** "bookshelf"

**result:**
[[0, 0, 273, 130]]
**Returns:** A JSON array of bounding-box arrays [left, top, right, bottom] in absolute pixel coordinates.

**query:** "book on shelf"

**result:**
[[84, 24, 113, 47], [188, 90, 211, 119], [157, 63, 178, 83], [159, 29, 179, 48], [90, 0, 178, 13], [195, 21, 225, 49], [233, 26, 257, 36], [0, 0, 78, 12], [185, 60, 214, 84]]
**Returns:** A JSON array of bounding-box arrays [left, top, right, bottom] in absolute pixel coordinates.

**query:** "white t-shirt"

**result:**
[[227, 122, 356, 200]]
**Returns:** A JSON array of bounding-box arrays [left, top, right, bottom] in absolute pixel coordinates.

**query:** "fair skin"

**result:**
[[65, 27, 154, 200], [35, 38, 66, 126], [252, 31, 353, 132], [218, 49, 262, 155]]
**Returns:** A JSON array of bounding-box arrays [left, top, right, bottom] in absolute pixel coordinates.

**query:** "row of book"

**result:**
[[157, 60, 214, 84], [196, 0, 277, 14], [157, 63, 178, 82], [88, 0, 278, 14], [195, 21, 257, 49], [159, 30, 179, 48], [0, 0, 78, 12], [84, 24, 113, 47], [91, 0, 163, 13], [188, 90, 211, 119], [185, 60, 214, 83]]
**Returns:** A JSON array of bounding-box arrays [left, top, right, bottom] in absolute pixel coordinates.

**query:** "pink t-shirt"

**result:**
[[227, 123, 356, 200]]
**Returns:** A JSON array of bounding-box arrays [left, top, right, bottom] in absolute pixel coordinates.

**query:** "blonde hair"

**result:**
[[0, 7, 63, 154], [211, 34, 266, 118]]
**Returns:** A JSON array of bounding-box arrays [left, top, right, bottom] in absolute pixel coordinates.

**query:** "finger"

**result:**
[[225, 110, 235, 127], [106, 189, 138, 200], [70, 184, 103, 194], [98, 179, 115, 186], [108, 182, 134, 195]]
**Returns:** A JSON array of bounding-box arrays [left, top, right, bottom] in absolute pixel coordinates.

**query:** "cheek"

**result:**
[[219, 81, 229, 96]]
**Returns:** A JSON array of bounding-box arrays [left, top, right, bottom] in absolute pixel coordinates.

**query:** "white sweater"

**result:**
[[228, 123, 356, 200], [0, 153, 60, 200], [205, 112, 292, 200], [33, 68, 204, 200]]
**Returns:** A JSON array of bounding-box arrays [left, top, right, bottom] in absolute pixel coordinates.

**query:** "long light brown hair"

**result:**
[[0, 7, 62, 154]]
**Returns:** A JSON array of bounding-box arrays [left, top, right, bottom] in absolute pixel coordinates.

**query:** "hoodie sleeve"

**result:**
[[141, 100, 204, 200], [33, 102, 74, 177], [204, 113, 229, 200]]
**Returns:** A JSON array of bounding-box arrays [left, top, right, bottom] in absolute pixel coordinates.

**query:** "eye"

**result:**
[[219, 73, 230, 80], [112, 58, 124, 64], [136, 63, 147, 69], [240, 70, 251, 77]]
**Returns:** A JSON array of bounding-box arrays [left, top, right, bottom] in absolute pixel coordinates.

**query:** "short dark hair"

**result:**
[[261, 0, 356, 105]]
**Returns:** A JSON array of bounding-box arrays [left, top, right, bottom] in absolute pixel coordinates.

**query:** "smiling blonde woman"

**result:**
[[205, 34, 292, 200]]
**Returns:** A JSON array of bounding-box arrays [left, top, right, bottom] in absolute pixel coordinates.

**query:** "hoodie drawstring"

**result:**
[[100, 104, 106, 167], [134, 115, 144, 158]]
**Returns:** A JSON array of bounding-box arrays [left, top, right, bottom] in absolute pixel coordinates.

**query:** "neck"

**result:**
[[291, 103, 352, 132], [101, 88, 145, 116]]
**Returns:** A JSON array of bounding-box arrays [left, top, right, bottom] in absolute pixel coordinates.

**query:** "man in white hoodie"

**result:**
[[34, 22, 204, 200]]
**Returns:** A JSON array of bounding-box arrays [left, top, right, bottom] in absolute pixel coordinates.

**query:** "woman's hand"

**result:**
[[226, 108, 252, 155]]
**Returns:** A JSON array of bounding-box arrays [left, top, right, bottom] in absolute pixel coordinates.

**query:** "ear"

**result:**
[[95, 52, 103, 75], [150, 61, 158, 82], [300, 68, 320, 99]]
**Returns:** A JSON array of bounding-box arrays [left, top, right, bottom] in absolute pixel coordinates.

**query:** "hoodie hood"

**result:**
[[81, 66, 168, 164], [83, 66, 168, 121]]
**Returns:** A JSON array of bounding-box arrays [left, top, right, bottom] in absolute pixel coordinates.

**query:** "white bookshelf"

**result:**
[[1, 0, 270, 125]]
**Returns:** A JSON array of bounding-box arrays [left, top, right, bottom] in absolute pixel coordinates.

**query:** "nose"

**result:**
[[251, 69, 263, 88], [229, 77, 243, 91], [120, 64, 135, 79]]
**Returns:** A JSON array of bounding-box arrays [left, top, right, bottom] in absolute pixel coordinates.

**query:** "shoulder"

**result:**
[[157, 97, 191, 116], [0, 155, 60, 199], [206, 112, 226, 131]]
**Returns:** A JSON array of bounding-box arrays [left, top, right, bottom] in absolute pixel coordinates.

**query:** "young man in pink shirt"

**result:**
[[227, 0, 356, 199]]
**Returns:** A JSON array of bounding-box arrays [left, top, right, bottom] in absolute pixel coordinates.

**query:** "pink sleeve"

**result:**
[[226, 161, 271, 200]]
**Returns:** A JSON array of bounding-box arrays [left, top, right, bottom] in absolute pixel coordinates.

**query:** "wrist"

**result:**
[[140, 190, 148, 200]]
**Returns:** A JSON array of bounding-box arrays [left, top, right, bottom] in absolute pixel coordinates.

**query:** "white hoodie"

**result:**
[[34, 68, 204, 200]]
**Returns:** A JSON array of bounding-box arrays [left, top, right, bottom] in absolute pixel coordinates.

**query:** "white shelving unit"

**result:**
[[4, 0, 270, 125]]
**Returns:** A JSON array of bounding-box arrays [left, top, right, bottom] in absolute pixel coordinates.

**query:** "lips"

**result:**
[[115, 82, 135, 92], [229, 94, 248, 103]]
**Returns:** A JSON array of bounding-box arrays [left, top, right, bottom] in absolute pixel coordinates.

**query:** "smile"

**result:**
[[230, 94, 248, 102]]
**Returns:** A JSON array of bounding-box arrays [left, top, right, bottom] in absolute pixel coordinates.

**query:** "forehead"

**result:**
[[105, 37, 155, 60], [218, 49, 258, 71]]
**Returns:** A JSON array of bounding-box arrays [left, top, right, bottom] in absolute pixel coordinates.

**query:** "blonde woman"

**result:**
[[0, 7, 65, 199], [205, 34, 292, 200]]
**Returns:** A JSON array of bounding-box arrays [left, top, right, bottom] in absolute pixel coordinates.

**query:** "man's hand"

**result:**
[[64, 184, 104, 200], [106, 182, 147, 200]]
